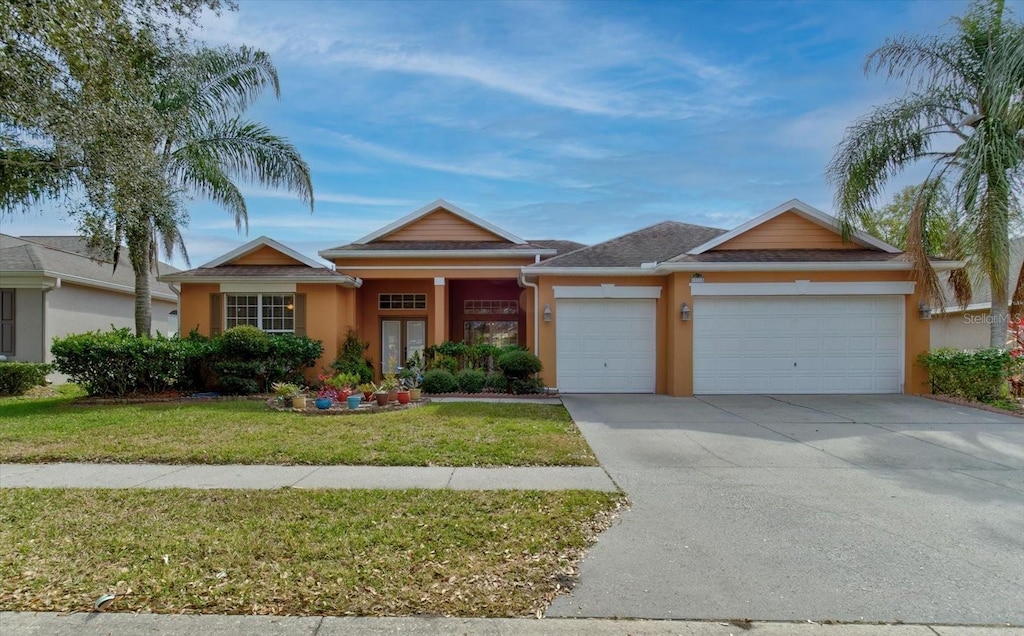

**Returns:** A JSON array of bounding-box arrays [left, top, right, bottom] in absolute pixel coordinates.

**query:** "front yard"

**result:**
[[0, 488, 622, 616], [0, 392, 595, 466]]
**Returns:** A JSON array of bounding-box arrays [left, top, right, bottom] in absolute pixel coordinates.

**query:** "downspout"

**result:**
[[169, 283, 181, 336], [518, 270, 540, 354], [41, 277, 61, 363]]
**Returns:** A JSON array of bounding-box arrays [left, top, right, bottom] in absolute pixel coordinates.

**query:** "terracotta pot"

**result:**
[[362, 391, 374, 402], [409, 388, 422, 401], [387, 389, 398, 402], [397, 390, 410, 404], [374, 392, 389, 407]]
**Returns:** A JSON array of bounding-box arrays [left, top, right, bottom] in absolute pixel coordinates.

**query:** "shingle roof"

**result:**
[[527, 239, 588, 256], [670, 249, 906, 263], [532, 221, 728, 268], [0, 233, 178, 297]]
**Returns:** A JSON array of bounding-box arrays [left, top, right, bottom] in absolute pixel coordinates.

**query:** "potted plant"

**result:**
[[330, 372, 359, 400], [400, 355, 423, 401], [381, 373, 400, 402], [346, 393, 363, 410], [315, 386, 335, 410], [371, 381, 389, 407], [357, 382, 375, 402], [272, 382, 303, 409]]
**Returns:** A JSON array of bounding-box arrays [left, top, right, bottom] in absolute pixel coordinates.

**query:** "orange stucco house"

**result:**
[[161, 198, 960, 396]]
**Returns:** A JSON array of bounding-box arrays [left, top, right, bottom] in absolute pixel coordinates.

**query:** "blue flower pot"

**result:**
[[347, 395, 362, 410], [315, 397, 333, 410]]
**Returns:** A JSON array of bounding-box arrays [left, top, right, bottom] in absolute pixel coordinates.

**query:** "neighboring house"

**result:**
[[930, 236, 1024, 350], [163, 198, 959, 396], [0, 234, 179, 364]]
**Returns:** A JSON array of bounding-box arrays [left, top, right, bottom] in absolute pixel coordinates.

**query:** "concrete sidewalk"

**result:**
[[0, 463, 618, 491], [1, 613, 1020, 635]]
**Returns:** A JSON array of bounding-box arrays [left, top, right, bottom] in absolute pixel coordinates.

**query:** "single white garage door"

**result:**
[[556, 299, 656, 393], [693, 295, 903, 394]]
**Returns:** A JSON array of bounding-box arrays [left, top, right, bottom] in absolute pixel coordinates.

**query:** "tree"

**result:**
[[827, 0, 1024, 348], [113, 45, 314, 336], [856, 181, 959, 255]]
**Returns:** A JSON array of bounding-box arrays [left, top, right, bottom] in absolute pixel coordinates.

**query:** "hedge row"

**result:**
[[918, 347, 1015, 402], [51, 327, 323, 397], [0, 361, 52, 396]]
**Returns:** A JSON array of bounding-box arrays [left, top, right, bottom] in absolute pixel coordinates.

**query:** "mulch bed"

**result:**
[[917, 393, 1024, 418]]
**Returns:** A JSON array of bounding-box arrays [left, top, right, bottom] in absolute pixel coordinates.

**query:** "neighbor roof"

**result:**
[[531, 221, 728, 268], [0, 233, 178, 300], [938, 236, 1024, 311]]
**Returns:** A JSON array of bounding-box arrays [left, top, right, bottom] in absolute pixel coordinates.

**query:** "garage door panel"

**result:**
[[694, 295, 902, 395], [557, 299, 656, 393]]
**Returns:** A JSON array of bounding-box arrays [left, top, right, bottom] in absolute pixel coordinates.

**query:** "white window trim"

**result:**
[[220, 283, 296, 293], [224, 293, 295, 333], [553, 284, 662, 299], [689, 281, 915, 296]]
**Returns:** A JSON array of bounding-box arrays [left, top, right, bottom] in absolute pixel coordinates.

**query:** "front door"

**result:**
[[381, 319, 426, 374]]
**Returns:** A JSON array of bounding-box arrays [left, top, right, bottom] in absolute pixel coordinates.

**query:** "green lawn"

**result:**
[[0, 488, 622, 616], [0, 392, 596, 466]]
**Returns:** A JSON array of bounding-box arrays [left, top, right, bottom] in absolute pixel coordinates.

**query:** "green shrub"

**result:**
[[330, 329, 373, 383], [509, 377, 545, 395], [0, 361, 52, 396], [484, 370, 507, 393], [497, 349, 542, 379], [211, 327, 323, 395], [918, 348, 1011, 402], [421, 369, 458, 394], [456, 368, 486, 393], [51, 329, 192, 396]]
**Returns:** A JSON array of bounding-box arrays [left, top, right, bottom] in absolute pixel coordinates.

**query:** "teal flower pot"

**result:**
[[346, 395, 362, 410]]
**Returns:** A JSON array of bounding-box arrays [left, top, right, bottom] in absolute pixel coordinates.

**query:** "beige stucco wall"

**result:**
[[930, 311, 993, 350], [45, 284, 177, 362], [11, 288, 45, 362]]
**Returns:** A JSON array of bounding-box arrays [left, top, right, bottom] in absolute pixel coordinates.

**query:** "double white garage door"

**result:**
[[556, 295, 903, 394]]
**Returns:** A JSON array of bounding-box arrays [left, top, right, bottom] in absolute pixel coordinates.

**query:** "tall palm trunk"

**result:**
[[129, 227, 153, 337]]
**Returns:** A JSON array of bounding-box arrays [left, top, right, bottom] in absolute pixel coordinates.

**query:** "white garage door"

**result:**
[[556, 299, 656, 393], [693, 296, 903, 394]]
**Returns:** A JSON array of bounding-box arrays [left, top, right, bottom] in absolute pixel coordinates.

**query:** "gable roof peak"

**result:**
[[687, 198, 902, 255], [352, 199, 526, 245], [200, 235, 327, 269]]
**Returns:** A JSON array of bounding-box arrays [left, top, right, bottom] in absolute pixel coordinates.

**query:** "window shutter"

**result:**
[[0, 289, 14, 355], [294, 294, 307, 337], [210, 293, 223, 336]]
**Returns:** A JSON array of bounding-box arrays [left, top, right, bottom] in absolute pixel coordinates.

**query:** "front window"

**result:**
[[225, 293, 294, 333], [464, 320, 518, 347]]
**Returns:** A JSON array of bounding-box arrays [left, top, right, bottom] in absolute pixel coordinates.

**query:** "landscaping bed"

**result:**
[[0, 396, 597, 466], [0, 488, 624, 616]]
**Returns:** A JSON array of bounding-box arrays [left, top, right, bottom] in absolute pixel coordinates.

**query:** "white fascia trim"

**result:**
[[4, 269, 176, 301], [522, 267, 657, 276], [659, 261, 914, 272], [554, 285, 662, 299], [687, 199, 901, 255], [201, 236, 327, 269], [160, 275, 360, 287], [321, 249, 555, 259], [351, 199, 526, 245], [935, 302, 991, 314], [690, 281, 916, 296]]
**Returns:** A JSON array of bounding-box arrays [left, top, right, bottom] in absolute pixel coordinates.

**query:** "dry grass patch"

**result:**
[[0, 396, 595, 466], [0, 488, 622, 616]]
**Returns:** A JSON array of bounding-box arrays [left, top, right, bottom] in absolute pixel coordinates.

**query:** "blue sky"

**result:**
[[3, 0, 1012, 268]]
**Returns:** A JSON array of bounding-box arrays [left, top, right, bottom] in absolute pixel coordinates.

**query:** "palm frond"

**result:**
[[176, 117, 313, 212], [167, 143, 249, 231]]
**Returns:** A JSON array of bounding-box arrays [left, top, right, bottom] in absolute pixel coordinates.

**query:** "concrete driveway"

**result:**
[[546, 394, 1024, 625]]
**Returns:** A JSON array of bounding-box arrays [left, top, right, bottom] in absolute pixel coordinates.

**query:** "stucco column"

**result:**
[[432, 277, 446, 344]]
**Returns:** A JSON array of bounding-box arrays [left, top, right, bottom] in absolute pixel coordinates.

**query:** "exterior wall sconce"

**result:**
[[918, 302, 933, 320], [680, 302, 691, 321], [691, 273, 704, 284], [543, 304, 552, 322]]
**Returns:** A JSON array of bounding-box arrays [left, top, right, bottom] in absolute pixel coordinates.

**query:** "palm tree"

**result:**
[[827, 0, 1024, 348], [116, 45, 313, 335]]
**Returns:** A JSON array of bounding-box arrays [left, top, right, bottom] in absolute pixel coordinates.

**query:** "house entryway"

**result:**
[[381, 318, 425, 373]]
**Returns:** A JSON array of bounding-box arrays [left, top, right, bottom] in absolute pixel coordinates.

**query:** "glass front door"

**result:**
[[381, 319, 426, 374]]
